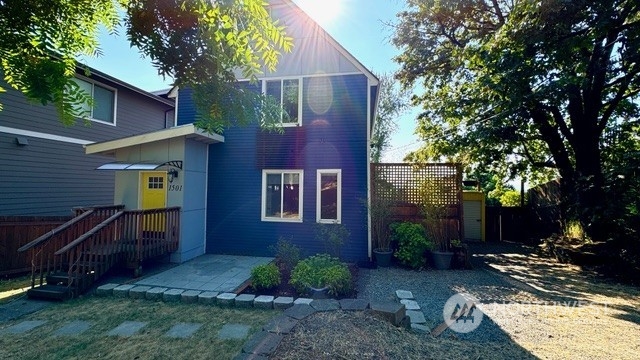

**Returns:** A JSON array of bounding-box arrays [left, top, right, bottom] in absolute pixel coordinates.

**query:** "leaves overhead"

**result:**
[[393, 0, 640, 239], [0, 0, 294, 130]]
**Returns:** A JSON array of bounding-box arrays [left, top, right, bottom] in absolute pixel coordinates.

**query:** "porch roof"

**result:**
[[84, 124, 224, 156]]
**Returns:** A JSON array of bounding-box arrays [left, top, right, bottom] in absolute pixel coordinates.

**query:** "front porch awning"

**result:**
[[96, 160, 183, 171], [84, 123, 224, 156]]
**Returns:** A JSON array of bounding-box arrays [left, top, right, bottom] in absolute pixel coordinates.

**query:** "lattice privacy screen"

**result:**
[[371, 163, 462, 207]]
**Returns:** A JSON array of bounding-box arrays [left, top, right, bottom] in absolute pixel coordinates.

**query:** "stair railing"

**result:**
[[54, 211, 125, 295], [17, 205, 124, 289]]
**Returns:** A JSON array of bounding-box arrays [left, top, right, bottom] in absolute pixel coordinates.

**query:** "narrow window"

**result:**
[[262, 170, 304, 222], [317, 169, 341, 223]]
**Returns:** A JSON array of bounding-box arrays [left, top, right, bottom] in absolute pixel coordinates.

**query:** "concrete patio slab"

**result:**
[[134, 254, 273, 293]]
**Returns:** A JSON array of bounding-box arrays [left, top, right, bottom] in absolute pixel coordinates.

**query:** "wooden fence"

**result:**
[[0, 216, 71, 276]]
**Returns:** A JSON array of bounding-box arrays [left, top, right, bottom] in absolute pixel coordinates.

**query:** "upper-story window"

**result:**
[[263, 78, 301, 126], [72, 77, 117, 125]]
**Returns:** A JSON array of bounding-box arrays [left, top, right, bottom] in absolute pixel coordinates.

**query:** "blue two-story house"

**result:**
[[85, 0, 379, 263]]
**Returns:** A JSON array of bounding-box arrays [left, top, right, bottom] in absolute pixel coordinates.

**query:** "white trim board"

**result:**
[[0, 126, 93, 145]]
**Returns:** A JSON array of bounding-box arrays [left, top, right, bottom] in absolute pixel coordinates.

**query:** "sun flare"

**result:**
[[294, 0, 344, 26]]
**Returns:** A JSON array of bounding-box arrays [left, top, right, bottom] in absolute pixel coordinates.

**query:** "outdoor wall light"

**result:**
[[167, 168, 179, 183]]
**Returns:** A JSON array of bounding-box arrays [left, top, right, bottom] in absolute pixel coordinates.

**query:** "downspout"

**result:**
[[366, 79, 372, 260]]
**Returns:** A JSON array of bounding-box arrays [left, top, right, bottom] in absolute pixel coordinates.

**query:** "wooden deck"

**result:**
[[17, 205, 180, 299]]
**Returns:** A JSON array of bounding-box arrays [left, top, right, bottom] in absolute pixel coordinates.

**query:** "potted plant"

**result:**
[[420, 181, 454, 270], [367, 184, 396, 267]]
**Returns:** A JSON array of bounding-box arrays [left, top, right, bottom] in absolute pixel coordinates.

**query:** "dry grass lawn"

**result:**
[[0, 296, 276, 360]]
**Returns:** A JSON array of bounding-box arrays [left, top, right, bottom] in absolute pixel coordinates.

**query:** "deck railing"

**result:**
[[17, 205, 124, 288], [17, 205, 180, 296]]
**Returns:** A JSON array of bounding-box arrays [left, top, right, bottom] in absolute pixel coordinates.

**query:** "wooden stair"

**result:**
[[26, 284, 72, 301]]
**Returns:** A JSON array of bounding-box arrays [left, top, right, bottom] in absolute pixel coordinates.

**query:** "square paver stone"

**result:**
[[263, 314, 299, 335], [198, 291, 219, 305], [129, 286, 152, 299], [1, 320, 47, 334], [53, 320, 92, 336], [395, 290, 414, 300], [146, 287, 168, 301], [254, 295, 274, 309], [107, 321, 148, 337], [293, 298, 313, 305], [218, 323, 251, 340], [165, 323, 203, 339], [310, 299, 340, 312], [406, 310, 427, 324], [283, 304, 316, 320], [96, 283, 119, 297], [163, 289, 184, 302], [113, 284, 136, 298], [401, 299, 421, 310], [242, 331, 283, 356], [217, 292, 237, 306], [273, 296, 294, 309], [339, 298, 369, 311], [181, 290, 202, 304], [235, 294, 255, 308], [371, 301, 406, 326]]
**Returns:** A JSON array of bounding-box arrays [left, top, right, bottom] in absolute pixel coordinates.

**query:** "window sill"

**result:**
[[261, 217, 303, 223], [317, 219, 341, 224]]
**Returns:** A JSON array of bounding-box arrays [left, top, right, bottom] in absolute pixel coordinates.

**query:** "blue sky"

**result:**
[[82, 0, 420, 162]]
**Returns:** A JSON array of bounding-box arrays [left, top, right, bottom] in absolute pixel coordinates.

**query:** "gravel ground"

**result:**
[[356, 241, 640, 359]]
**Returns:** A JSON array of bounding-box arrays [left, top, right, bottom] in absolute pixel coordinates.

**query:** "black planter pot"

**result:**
[[432, 251, 454, 270], [373, 248, 393, 267]]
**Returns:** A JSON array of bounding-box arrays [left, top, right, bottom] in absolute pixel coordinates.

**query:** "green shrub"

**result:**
[[391, 222, 434, 269], [250, 263, 281, 291], [289, 254, 352, 296], [269, 237, 302, 273]]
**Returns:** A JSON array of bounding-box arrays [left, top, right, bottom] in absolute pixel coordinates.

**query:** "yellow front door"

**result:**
[[140, 171, 167, 231]]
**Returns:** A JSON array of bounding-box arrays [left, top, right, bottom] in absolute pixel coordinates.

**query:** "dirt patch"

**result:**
[[271, 310, 535, 360]]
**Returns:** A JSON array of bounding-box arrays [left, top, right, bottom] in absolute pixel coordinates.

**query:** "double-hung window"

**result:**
[[72, 77, 117, 124], [262, 170, 304, 222], [264, 78, 301, 126], [316, 169, 342, 223]]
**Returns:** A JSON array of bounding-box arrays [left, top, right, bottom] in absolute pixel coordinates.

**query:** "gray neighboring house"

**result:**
[[0, 67, 175, 216]]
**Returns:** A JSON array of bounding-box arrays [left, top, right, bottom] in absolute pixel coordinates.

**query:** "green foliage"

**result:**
[[370, 72, 411, 162], [125, 0, 293, 132], [499, 190, 522, 207], [0, 0, 293, 130], [289, 254, 352, 296], [268, 236, 302, 274], [391, 222, 433, 269], [394, 0, 640, 241], [314, 223, 350, 259], [0, 0, 121, 125], [250, 263, 281, 291]]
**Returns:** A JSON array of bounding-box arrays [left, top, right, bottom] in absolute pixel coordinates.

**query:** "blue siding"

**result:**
[[176, 87, 196, 126], [201, 74, 370, 261]]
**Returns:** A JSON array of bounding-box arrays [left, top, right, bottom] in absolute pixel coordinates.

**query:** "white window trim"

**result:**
[[262, 77, 303, 127], [261, 169, 304, 223], [316, 169, 342, 224], [74, 75, 118, 126]]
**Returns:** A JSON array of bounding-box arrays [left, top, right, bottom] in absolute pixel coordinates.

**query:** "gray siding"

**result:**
[[0, 75, 174, 216]]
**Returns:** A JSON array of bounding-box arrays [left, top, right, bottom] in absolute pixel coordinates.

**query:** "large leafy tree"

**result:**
[[393, 0, 640, 240], [0, 0, 292, 129]]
